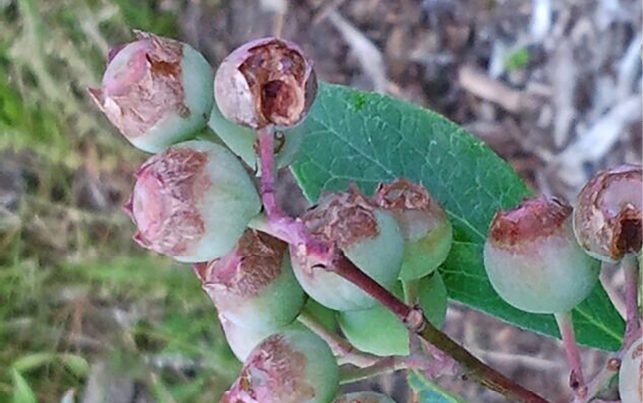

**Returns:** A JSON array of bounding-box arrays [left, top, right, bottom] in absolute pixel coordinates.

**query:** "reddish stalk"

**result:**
[[571, 326, 641, 403], [622, 254, 641, 344], [258, 126, 329, 257], [335, 254, 550, 403], [258, 126, 302, 244], [571, 254, 642, 403], [257, 125, 551, 403], [554, 311, 585, 389]]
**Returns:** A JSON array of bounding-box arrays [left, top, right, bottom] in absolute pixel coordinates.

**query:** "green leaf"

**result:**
[[11, 353, 90, 378], [408, 371, 467, 403], [12, 353, 55, 372], [11, 370, 36, 403], [504, 48, 530, 72], [289, 83, 624, 351], [304, 298, 338, 332], [59, 354, 89, 378]]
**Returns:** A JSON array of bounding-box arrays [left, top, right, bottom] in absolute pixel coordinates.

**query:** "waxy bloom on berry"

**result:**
[[484, 196, 600, 314], [374, 179, 453, 280], [124, 141, 260, 262], [217, 314, 276, 362], [89, 32, 214, 153], [573, 165, 642, 262], [619, 340, 642, 403], [290, 189, 404, 311], [193, 229, 305, 332], [220, 327, 339, 403]]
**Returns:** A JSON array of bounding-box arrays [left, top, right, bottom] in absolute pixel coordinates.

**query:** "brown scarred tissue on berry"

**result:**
[[88, 29, 642, 403]]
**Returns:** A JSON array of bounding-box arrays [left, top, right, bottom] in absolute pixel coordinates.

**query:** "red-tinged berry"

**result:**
[[89, 31, 214, 153], [218, 314, 277, 362], [124, 141, 260, 262], [194, 229, 305, 331], [290, 189, 404, 311], [220, 327, 339, 403], [334, 392, 397, 403], [214, 37, 317, 130], [374, 179, 453, 280], [573, 165, 642, 262], [619, 340, 642, 403], [484, 196, 600, 314]]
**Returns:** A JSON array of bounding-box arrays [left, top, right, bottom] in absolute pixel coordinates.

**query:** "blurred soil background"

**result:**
[[0, 0, 641, 402]]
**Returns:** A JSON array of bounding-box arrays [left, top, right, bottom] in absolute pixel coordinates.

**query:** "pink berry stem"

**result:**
[[554, 311, 585, 389], [622, 254, 641, 344], [568, 254, 642, 403], [257, 126, 329, 257], [570, 326, 641, 403], [407, 333, 458, 379], [336, 346, 455, 386], [258, 126, 279, 220], [257, 126, 551, 403], [402, 279, 458, 377], [331, 252, 421, 324], [258, 126, 298, 243]]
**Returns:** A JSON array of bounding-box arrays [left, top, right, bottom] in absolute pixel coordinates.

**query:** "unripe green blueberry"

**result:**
[[214, 37, 317, 130], [208, 100, 304, 170], [573, 165, 642, 263], [417, 272, 449, 330], [334, 392, 397, 403], [305, 298, 339, 332], [220, 327, 339, 403], [339, 273, 447, 356], [484, 196, 601, 314], [291, 190, 404, 311], [193, 229, 305, 331], [218, 314, 277, 362], [619, 340, 642, 403], [89, 32, 214, 153], [374, 179, 453, 280], [124, 141, 260, 262]]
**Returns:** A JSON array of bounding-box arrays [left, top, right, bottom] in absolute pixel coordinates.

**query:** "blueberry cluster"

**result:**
[[91, 33, 457, 403]]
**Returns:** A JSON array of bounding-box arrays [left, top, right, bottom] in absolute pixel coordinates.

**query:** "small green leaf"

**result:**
[[304, 298, 338, 332], [420, 272, 448, 330], [11, 370, 36, 403], [12, 353, 55, 372], [408, 371, 467, 403], [59, 354, 89, 378], [504, 48, 530, 72], [289, 83, 624, 351]]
